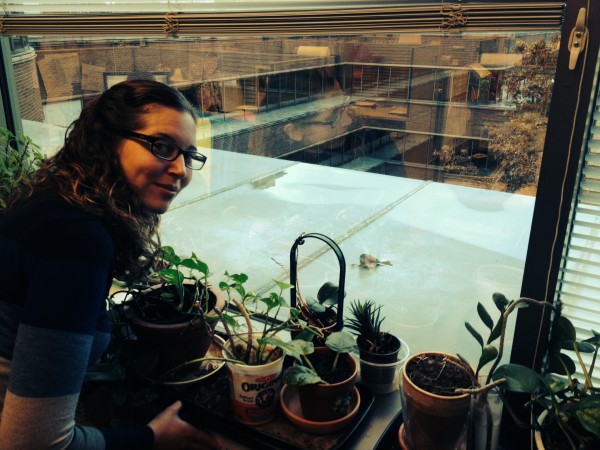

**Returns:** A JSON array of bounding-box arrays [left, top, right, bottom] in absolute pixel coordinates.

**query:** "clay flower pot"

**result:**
[[129, 284, 225, 373], [280, 384, 361, 435], [296, 347, 358, 422], [399, 351, 475, 450]]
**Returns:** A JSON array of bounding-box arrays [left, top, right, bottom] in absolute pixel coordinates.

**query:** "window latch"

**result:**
[[568, 8, 588, 71]]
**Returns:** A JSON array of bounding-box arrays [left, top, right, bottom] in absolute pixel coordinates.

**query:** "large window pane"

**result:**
[[11, 31, 559, 368]]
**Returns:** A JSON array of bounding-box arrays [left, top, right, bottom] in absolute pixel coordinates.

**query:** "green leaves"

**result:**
[[492, 364, 545, 393], [283, 365, 323, 385], [281, 339, 314, 363], [576, 396, 600, 437], [325, 331, 357, 354], [159, 268, 185, 286]]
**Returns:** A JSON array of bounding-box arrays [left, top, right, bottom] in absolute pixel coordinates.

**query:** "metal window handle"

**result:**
[[568, 8, 588, 71]]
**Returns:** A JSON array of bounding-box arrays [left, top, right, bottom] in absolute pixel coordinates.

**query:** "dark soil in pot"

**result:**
[[307, 350, 354, 383], [130, 283, 213, 324], [358, 333, 401, 363], [405, 353, 473, 396]]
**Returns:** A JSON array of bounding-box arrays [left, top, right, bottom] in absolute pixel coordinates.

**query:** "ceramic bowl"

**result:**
[[280, 384, 361, 435]]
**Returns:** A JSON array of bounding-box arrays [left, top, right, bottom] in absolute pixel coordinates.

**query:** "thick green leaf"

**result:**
[[552, 316, 576, 349], [159, 246, 179, 265], [293, 329, 319, 342], [584, 332, 600, 346], [273, 279, 293, 291], [266, 338, 303, 361], [325, 331, 357, 354], [477, 302, 494, 331], [160, 268, 184, 286], [575, 400, 600, 438], [545, 374, 568, 393], [307, 296, 326, 313], [465, 321, 484, 349], [564, 341, 596, 353], [547, 352, 576, 376], [260, 293, 281, 310], [492, 292, 510, 311], [283, 365, 323, 385], [229, 273, 249, 285], [179, 257, 208, 275], [477, 344, 499, 374], [492, 364, 546, 394], [220, 313, 238, 328], [488, 319, 503, 345], [287, 339, 315, 356]]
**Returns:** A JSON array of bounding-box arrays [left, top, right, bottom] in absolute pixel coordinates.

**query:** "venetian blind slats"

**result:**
[[0, 2, 565, 36], [558, 97, 600, 383]]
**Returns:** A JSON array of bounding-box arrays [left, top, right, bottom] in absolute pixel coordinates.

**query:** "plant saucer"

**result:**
[[280, 384, 361, 435], [161, 335, 226, 386]]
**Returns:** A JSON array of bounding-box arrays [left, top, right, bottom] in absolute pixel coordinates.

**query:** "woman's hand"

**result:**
[[149, 401, 221, 450]]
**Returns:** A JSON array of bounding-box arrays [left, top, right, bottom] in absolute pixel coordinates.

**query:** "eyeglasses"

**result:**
[[113, 130, 207, 171]]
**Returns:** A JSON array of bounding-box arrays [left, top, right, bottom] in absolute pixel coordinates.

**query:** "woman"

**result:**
[[0, 80, 219, 449]]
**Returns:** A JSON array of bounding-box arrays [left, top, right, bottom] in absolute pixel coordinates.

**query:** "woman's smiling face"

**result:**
[[117, 105, 196, 214]]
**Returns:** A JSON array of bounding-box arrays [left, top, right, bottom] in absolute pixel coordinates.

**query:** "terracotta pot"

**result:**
[[129, 284, 225, 373], [400, 351, 474, 450], [280, 384, 361, 435], [296, 347, 358, 422]]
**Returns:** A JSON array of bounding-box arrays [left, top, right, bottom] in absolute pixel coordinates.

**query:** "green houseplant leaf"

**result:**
[[492, 363, 545, 393]]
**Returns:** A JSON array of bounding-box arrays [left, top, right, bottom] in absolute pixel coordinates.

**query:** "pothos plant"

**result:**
[[116, 245, 212, 323]]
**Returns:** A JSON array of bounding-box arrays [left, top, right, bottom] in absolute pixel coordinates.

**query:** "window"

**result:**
[[1, 1, 596, 378]]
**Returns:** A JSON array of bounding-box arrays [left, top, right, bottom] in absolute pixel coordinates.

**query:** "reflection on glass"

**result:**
[[10, 31, 559, 359]]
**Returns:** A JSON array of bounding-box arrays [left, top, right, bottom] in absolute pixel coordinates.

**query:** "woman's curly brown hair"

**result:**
[[10, 79, 197, 281]]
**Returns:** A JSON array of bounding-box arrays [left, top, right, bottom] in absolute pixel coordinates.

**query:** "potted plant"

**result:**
[[345, 299, 408, 394], [282, 331, 359, 424], [400, 350, 477, 450], [491, 300, 600, 450], [0, 127, 45, 210], [104, 256, 312, 426], [459, 292, 585, 450], [289, 232, 347, 343], [208, 270, 317, 425], [110, 246, 225, 375]]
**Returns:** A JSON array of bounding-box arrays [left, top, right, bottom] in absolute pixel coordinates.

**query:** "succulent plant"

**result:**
[[345, 299, 386, 353]]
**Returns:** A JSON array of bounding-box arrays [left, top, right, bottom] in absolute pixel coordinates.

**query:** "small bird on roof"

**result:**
[[359, 253, 393, 269]]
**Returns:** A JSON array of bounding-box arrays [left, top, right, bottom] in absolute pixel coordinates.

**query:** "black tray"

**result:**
[[178, 367, 375, 450], [373, 410, 403, 450]]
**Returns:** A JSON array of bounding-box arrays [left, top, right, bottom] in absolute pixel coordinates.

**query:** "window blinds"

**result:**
[[557, 78, 600, 383], [0, 2, 565, 36]]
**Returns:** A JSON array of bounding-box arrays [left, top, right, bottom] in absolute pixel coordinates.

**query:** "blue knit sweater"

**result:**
[[0, 193, 153, 449]]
